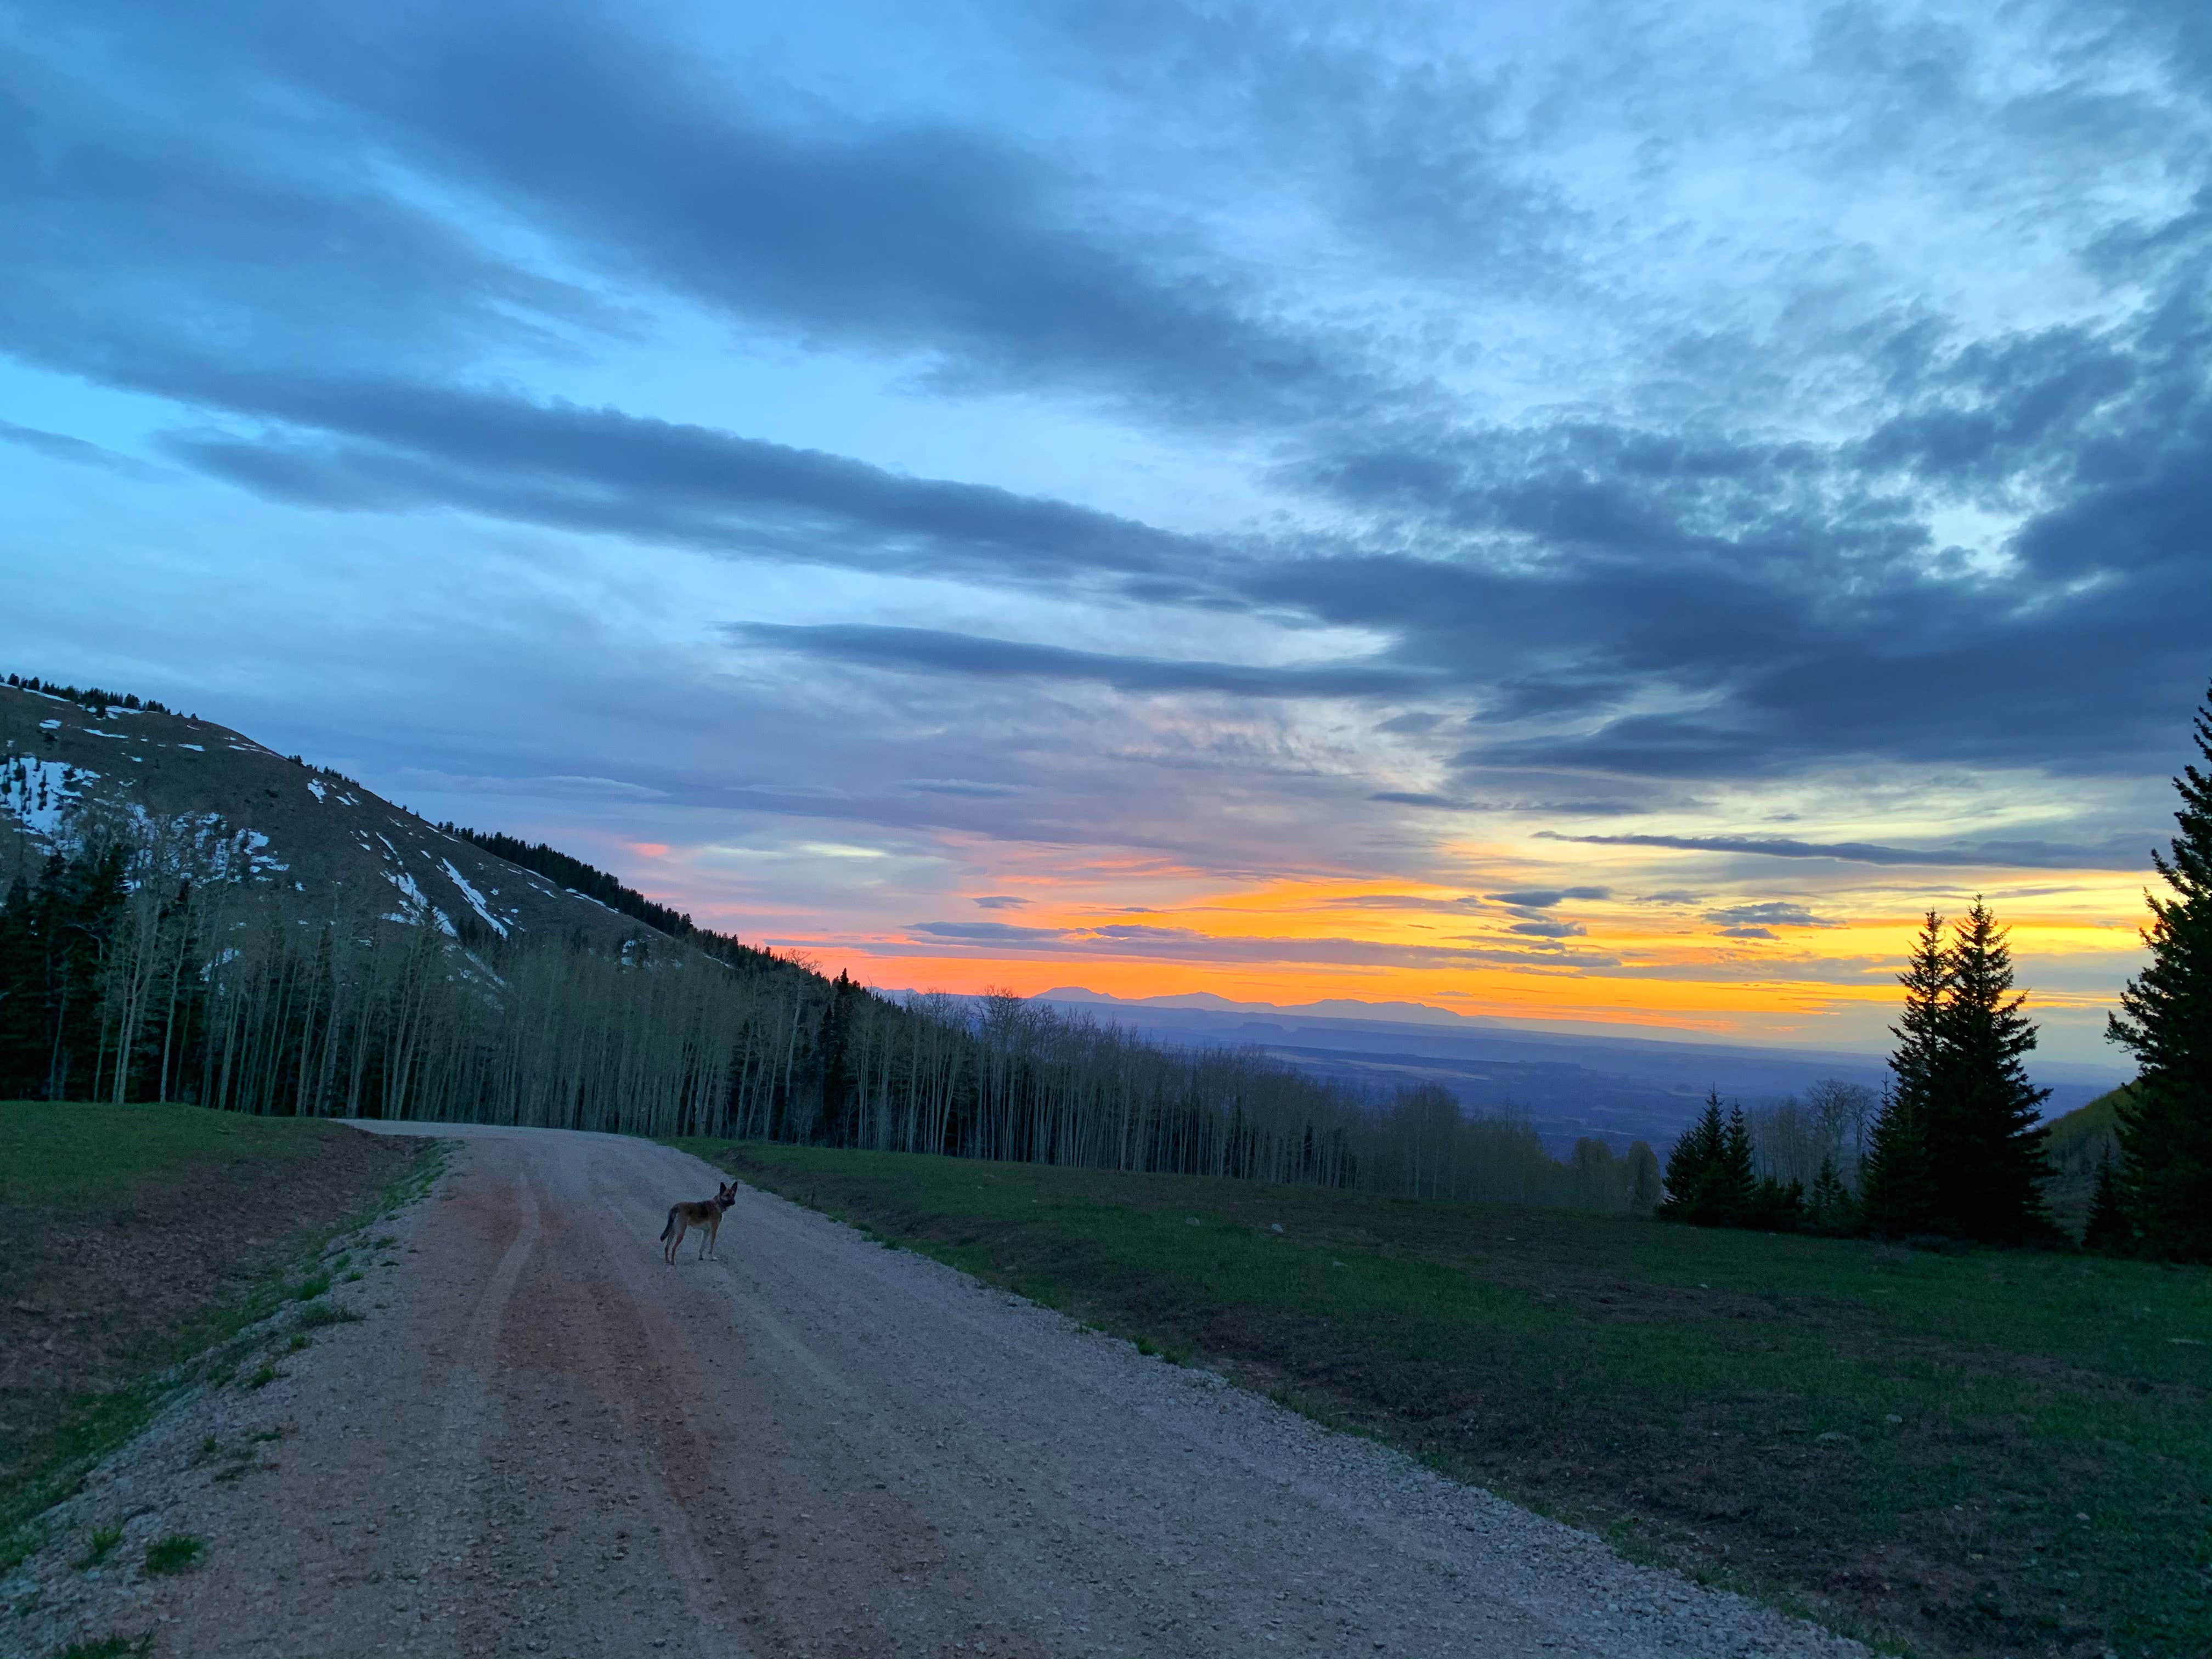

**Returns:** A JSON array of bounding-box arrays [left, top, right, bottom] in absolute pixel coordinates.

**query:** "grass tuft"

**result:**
[[72, 1522, 122, 1570], [53, 1637, 151, 1658], [294, 1300, 363, 1330], [291, 1274, 330, 1302], [140, 1534, 203, 1576]]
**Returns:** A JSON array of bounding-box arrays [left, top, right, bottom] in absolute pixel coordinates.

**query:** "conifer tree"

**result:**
[[1864, 914, 1948, 1233], [1658, 1091, 1754, 1226], [1808, 1155, 1853, 1232], [1931, 899, 2054, 1242], [2108, 680, 2212, 1261], [1717, 1103, 1756, 1218], [1658, 1091, 1725, 1223], [2082, 1150, 2131, 1254], [1860, 1085, 1934, 1236]]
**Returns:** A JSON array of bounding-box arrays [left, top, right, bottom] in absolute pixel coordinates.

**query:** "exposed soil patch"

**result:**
[[0, 1119, 416, 1508]]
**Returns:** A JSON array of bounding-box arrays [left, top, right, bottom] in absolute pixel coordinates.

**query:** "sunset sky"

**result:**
[[5, 1, 2207, 1066]]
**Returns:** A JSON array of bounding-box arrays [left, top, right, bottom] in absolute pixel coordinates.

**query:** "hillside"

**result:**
[[1, 679, 656, 953], [2040, 1085, 2130, 1236]]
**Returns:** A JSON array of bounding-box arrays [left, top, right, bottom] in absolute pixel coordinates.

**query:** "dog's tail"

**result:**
[[659, 1206, 678, 1242]]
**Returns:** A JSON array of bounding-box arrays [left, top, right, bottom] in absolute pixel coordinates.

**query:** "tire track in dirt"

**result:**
[[11, 1123, 1872, 1658]]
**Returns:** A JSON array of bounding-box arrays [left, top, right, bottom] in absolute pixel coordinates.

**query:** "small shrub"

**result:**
[[74, 1524, 123, 1570], [292, 1274, 330, 1302], [242, 1365, 281, 1390], [55, 1637, 150, 1658], [142, 1534, 204, 1576], [285, 1334, 312, 1353], [295, 1301, 363, 1330], [2, 1522, 47, 1573]]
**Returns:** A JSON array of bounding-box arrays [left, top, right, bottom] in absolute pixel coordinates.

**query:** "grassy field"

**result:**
[[680, 1140, 2212, 1659], [0, 1103, 433, 1581]]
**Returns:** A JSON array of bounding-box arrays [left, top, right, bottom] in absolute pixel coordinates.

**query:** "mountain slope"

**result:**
[[1, 681, 658, 951]]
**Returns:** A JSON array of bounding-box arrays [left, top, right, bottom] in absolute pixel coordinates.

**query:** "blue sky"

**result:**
[[4, 0, 2207, 1063]]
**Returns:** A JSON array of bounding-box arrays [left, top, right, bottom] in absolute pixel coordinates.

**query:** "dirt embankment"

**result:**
[[1, 1115, 417, 1509]]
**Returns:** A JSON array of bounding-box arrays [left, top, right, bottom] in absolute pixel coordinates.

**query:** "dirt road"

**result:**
[[18, 1125, 1867, 1657]]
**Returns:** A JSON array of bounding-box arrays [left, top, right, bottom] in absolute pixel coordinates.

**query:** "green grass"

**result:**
[[140, 1534, 202, 1576], [0, 1103, 342, 1218], [71, 1523, 122, 1571], [678, 1140, 2212, 1659], [52, 1637, 150, 1659], [0, 1104, 446, 1573]]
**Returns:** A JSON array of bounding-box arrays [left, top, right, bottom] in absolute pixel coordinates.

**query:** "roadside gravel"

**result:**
[[5, 1124, 1870, 1657]]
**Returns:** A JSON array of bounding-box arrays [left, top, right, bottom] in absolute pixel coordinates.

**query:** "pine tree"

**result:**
[[1860, 1085, 1934, 1237], [1930, 899, 2055, 1241], [1658, 1092, 1725, 1223], [2108, 680, 2212, 1262], [1866, 913, 1949, 1234], [2082, 1151, 2131, 1254], [1808, 1155, 1853, 1232], [1717, 1103, 1756, 1218]]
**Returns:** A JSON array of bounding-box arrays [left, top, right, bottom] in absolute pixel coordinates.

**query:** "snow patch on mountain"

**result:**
[[440, 856, 510, 938], [2, 758, 98, 839]]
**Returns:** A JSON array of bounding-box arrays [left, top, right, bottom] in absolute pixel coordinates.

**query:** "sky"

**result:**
[[4, 0, 2207, 1066]]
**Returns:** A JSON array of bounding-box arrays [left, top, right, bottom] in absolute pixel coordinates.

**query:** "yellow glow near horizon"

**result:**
[[702, 857, 2153, 1058]]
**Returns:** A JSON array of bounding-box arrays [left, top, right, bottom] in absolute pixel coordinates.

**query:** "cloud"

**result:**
[[0, 421, 159, 477], [972, 895, 1029, 910], [909, 921, 1070, 943], [1705, 902, 1838, 929], [1484, 887, 1612, 909], [1536, 831, 2141, 870], [143, 377, 1210, 590], [394, 769, 672, 800], [1717, 925, 1776, 940], [229, 0, 1388, 428], [1507, 918, 1586, 938], [901, 779, 1030, 798], [733, 623, 1426, 699]]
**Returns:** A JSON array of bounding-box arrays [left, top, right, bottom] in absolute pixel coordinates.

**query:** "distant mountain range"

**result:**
[[1020, 986, 2125, 1153]]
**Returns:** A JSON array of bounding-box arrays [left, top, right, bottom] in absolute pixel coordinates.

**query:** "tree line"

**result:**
[[1661, 680, 2212, 1260], [0, 816, 1659, 1215], [5, 671, 182, 718]]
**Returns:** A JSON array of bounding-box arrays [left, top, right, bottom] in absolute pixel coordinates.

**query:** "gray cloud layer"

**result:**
[[3, 0, 2207, 877]]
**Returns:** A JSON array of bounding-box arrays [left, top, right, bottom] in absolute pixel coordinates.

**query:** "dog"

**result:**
[[660, 1181, 737, 1264]]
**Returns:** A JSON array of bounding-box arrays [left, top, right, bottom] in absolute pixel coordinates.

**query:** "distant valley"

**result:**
[[1022, 986, 2125, 1153]]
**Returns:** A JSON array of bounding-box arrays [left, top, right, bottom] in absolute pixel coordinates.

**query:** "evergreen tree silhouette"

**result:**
[[1808, 1155, 1853, 1232], [2082, 1150, 2131, 1255], [1931, 899, 2054, 1242], [1860, 1085, 1934, 1237], [1658, 1090, 1753, 1226], [2108, 679, 2212, 1261], [1658, 1092, 1723, 1222], [1864, 914, 1948, 1233]]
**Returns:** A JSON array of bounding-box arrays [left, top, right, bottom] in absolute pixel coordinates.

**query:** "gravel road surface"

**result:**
[[11, 1125, 1869, 1657]]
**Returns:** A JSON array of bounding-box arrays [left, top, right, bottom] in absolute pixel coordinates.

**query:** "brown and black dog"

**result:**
[[659, 1181, 737, 1263]]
